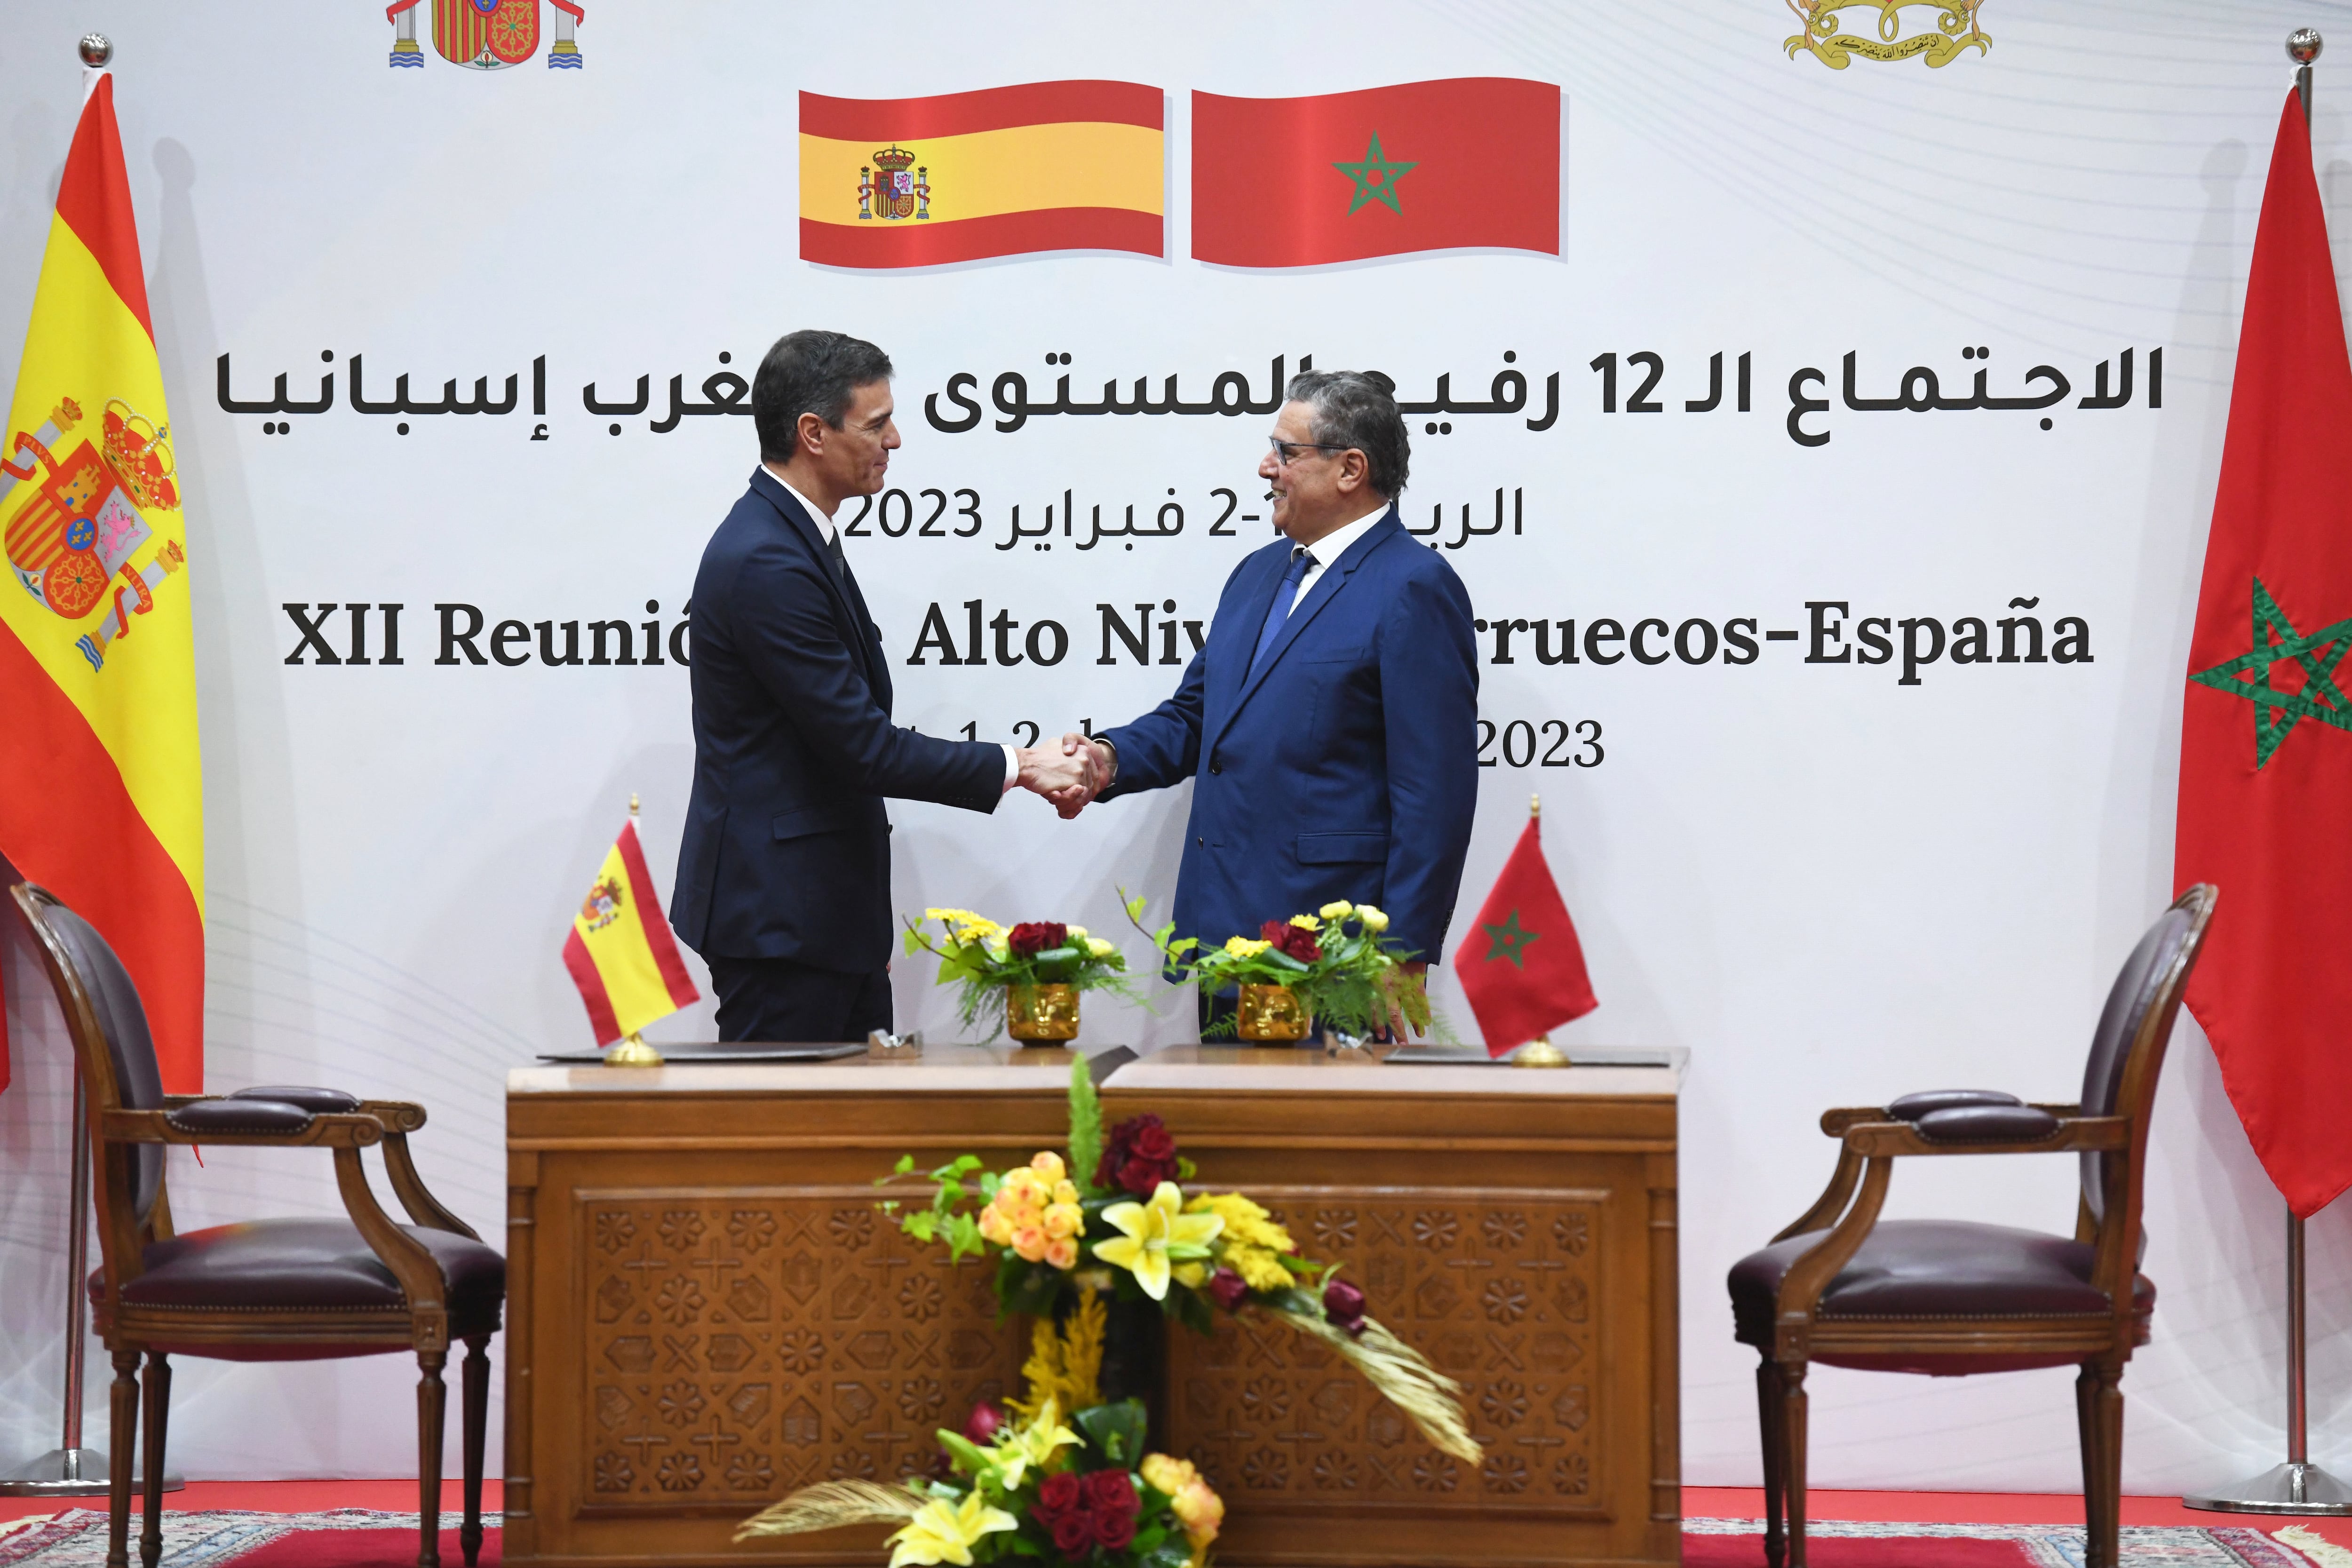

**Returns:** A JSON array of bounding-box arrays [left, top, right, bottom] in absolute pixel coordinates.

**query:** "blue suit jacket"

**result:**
[[1100, 507, 1479, 963], [672, 469, 1006, 971]]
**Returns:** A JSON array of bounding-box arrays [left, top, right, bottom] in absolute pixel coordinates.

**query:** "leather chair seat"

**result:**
[[1730, 1219, 2153, 1374], [91, 1219, 504, 1360]]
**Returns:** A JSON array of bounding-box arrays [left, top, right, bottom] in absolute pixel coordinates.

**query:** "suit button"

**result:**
[[1197, 836, 1205, 847], [1208, 763, 1222, 775]]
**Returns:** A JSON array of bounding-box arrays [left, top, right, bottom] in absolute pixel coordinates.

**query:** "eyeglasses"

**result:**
[[1268, 437, 1348, 468]]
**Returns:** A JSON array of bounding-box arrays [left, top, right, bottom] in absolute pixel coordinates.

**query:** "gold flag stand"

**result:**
[[599, 792, 666, 1067]]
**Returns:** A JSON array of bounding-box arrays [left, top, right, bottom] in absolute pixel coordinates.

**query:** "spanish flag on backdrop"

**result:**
[[800, 81, 1163, 268], [563, 813, 699, 1046], [0, 72, 203, 1094]]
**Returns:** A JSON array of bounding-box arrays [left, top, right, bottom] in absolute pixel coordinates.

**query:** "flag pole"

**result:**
[[602, 791, 665, 1066], [1510, 794, 1571, 1068], [2179, 22, 2352, 1523]]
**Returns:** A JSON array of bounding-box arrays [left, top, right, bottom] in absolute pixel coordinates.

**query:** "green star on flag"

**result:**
[[1480, 909, 1541, 969], [2187, 575, 2352, 767], [1332, 133, 1417, 215]]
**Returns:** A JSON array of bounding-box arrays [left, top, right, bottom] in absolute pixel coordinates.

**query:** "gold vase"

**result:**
[[1006, 982, 1079, 1042], [1235, 983, 1311, 1041]]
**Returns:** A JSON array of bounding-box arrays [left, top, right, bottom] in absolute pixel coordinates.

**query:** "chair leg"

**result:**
[[2077, 1361, 2124, 1568], [1756, 1358, 1787, 1568], [106, 1351, 141, 1568], [139, 1353, 171, 1568], [416, 1349, 448, 1568], [1777, 1359, 1811, 1568], [460, 1337, 490, 1568]]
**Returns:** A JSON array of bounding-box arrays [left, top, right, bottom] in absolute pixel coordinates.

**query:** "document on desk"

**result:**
[[1385, 1045, 1675, 1067]]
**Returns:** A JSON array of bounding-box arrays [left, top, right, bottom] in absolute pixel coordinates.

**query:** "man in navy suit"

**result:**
[[1060, 371, 1479, 1033], [672, 330, 1098, 1042]]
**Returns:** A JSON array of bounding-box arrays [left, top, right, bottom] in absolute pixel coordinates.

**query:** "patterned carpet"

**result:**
[[0, 1509, 2338, 1567]]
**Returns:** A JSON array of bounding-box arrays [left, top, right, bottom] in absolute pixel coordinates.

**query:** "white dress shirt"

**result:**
[[764, 464, 1019, 794], [1281, 505, 1388, 614]]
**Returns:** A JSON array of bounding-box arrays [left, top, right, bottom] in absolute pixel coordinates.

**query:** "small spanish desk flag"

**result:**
[[1453, 799, 1597, 1059], [1192, 79, 1559, 267], [0, 68, 203, 1093], [800, 81, 1164, 268], [564, 804, 699, 1047]]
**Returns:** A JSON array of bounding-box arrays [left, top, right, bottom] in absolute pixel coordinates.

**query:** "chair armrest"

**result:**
[[365, 1106, 480, 1241], [1818, 1106, 1886, 1136], [102, 1107, 383, 1149], [1842, 1115, 2129, 1158], [358, 1099, 429, 1135]]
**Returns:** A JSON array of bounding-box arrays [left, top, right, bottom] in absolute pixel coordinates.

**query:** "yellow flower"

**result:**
[[1086, 937, 1116, 958], [989, 1397, 1080, 1491], [1051, 1179, 1080, 1207], [1186, 1192, 1295, 1255], [1095, 1182, 1224, 1300], [977, 1205, 1013, 1246], [1029, 1150, 1066, 1184], [886, 1491, 1017, 1568], [1318, 900, 1355, 921], [1225, 1243, 1297, 1292], [1289, 913, 1320, 931], [1356, 904, 1389, 933], [1223, 936, 1271, 958], [1045, 1236, 1078, 1270], [1042, 1202, 1082, 1239], [1065, 924, 1089, 941], [1172, 1260, 1208, 1289], [1172, 1479, 1224, 1544], [986, 939, 1011, 963], [1141, 1453, 1199, 1497]]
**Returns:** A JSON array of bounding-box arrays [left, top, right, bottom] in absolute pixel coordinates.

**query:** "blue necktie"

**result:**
[[1247, 547, 1313, 683]]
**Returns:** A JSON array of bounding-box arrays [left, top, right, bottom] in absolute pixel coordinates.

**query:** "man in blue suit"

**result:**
[[672, 330, 1098, 1042], [1061, 371, 1479, 1032]]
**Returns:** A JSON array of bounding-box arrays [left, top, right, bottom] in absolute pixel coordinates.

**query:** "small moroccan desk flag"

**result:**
[[1453, 799, 1597, 1058], [564, 800, 698, 1050]]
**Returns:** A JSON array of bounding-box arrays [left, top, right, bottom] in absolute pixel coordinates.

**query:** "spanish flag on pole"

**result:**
[[0, 68, 203, 1093], [800, 81, 1163, 268], [564, 809, 699, 1047]]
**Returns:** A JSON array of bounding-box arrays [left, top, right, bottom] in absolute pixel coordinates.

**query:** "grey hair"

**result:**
[[753, 329, 894, 462], [1285, 369, 1408, 499]]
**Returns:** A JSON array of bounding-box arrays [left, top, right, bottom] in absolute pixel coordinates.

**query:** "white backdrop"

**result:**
[[3, 0, 2351, 1496]]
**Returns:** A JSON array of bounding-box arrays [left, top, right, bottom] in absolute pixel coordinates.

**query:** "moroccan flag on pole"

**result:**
[[1192, 79, 1558, 268], [2175, 89, 2352, 1219], [1453, 807, 1597, 1058], [800, 82, 1164, 268], [564, 812, 699, 1046], [0, 71, 202, 1094]]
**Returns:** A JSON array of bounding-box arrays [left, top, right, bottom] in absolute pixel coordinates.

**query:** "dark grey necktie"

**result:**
[[823, 528, 851, 585]]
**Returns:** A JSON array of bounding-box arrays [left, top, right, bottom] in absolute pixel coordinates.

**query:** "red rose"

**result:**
[[961, 1401, 1004, 1445], [1095, 1507, 1138, 1550], [1046, 1508, 1095, 1555], [1084, 1471, 1140, 1514], [1323, 1277, 1368, 1337], [1261, 919, 1321, 963], [1037, 1471, 1083, 1511], [1097, 1114, 1182, 1198], [1008, 921, 1068, 957], [1208, 1266, 1250, 1312]]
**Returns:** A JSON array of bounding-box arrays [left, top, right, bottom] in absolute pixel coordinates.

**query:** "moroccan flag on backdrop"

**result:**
[[2175, 89, 2352, 1220], [563, 816, 699, 1046], [0, 73, 203, 1094], [1453, 814, 1597, 1058], [1192, 79, 1559, 268], [800, 82, 1164, 268]]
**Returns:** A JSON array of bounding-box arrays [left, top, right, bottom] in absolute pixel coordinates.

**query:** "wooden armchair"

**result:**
[[1727, 884, 2215, 1568], [11, 883, 505, 1568]]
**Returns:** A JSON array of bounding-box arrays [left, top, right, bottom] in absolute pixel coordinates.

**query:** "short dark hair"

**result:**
[[753, 330, 894, 462], [1286, 369, 1408, 499]]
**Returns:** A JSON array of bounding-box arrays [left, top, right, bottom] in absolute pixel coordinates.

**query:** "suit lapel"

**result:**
[[748, 468, 885, 696], [1226, 508, 1402, 719]]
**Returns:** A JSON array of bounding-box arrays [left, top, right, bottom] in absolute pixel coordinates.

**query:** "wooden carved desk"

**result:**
[[504, 1045, 1683, 1568]]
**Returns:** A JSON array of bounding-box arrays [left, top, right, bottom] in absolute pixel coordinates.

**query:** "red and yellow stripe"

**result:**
[[0, 75, 202, 1092], [562, 819, 699, 1046], [800, 81, 1163, 269]]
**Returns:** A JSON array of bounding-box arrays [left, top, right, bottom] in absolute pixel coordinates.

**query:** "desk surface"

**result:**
[[507, 1042, 1687, 1099]]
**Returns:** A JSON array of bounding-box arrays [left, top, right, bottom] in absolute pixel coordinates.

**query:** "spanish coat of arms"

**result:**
[[387, 0, 585, 70]]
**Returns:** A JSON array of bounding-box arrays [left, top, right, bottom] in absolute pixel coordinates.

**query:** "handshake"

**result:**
[[1011, 732, 1117, 821]]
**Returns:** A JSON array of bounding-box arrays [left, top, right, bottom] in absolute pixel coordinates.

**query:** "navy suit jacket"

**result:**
[[672, 469, 1006, 971], [1100, 507, 1479, 964]]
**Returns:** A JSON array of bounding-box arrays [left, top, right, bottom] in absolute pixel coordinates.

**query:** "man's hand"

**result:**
[[1385, 960, 1430, 1042], [1014, 741, 1097, 808], [1037, 732, 1115, 820]]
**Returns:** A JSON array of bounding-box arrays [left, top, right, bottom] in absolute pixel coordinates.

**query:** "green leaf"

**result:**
[[936, 1430, 994, 1478], [1166, 1281, 1216, 1337], [893, 1154, 917, 1176], [943, 1212, 985, 1261], [1174, 1156, 1196, 1181], [901, 1210, 939, 1243], [1068, 1057, 1104, 1195], [1073, 1400, 1148, 1470]]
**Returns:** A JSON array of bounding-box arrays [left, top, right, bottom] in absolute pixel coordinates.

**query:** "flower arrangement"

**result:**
[[904, 908, 1142, 1041], [876, 1060, 1478, 1457], [1124, 894, 1439, 1042]]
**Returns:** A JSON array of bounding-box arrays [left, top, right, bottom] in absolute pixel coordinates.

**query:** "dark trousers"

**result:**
[[707, 955, 891, 1043]]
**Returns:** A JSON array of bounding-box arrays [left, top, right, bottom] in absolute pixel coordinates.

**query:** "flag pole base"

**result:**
[[0, 1447, 182, 1496], [2185, 1462, 2352, 1516], [603, 1034, 664, 1067], [1512, 1036, 1571, 1068]]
